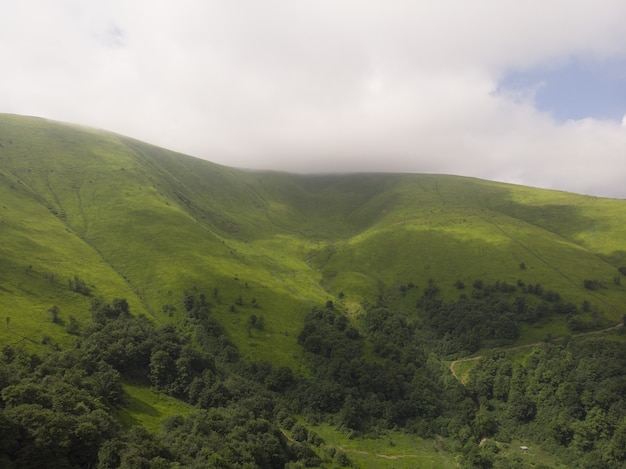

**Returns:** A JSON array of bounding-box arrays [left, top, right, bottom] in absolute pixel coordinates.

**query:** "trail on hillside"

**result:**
[[449, 321, 624, 382], [339, 446, 451, 462], [280, 429, 448, 465]]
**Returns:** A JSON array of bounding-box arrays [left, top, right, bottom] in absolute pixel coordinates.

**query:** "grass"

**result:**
[[309, 423, 461, 468], [450, 358, 481, 385], [117, 383, 194, 433], [2, 112, 626, 363], [0, 147, 148, 349]]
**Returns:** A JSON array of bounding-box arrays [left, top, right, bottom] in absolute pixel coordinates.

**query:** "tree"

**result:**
[[66, 315, 80, 335], [183, 293, 196, 312], [608, 418, 626, 461], [508, 395, 536, 423], [247, 315, 265, 337], [48, 305, 60, 323], [265, 366, 294, 392], [69, 275, 92, 296], [112, 298, 130, 316], [291, 423, 308, 442], [584, 279, 603, 290], [150, 350, 175, 390], [247, 315, 257, 337], [473, 407, 496, 439]]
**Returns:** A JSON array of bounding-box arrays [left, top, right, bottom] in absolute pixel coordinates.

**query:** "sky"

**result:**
[[2, 1, 626, 198]]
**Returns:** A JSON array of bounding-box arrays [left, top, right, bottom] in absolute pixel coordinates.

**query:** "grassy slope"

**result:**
[[0, 116, 150, 349], [117, 384, 194, 433], [3, 114, 626, 468], [1, 114, 626, 366], [299, 174, 626, 326], [309, 423, 461, 468]]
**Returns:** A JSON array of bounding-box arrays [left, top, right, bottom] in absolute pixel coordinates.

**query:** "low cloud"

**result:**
[[2, 0, 626, 197]]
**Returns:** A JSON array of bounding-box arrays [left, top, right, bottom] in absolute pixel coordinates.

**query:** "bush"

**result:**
[[292, 423, 308, 442], [69, 275, 91, 296], [584, 279, 604, 290]]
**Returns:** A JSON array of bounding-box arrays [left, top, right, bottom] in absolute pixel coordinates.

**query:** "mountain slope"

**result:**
[[1, 114, 625, 363]]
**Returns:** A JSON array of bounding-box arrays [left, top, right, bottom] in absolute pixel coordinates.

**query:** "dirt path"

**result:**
[[449, 356, 481, 381], [449, 321, 624, 382], [339, 446, 442, 461]]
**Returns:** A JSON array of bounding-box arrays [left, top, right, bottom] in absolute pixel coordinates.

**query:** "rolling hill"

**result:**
[[4, 114, 626, 467], [1, 113, 625, 363]]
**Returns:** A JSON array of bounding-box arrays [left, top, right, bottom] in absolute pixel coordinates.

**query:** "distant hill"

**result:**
[[1, 113, 625, 364]]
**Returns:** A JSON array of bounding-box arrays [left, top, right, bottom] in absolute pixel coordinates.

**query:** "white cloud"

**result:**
[[2, 0, 626, 197]]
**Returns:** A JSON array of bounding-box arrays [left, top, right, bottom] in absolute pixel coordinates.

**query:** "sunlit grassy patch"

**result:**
[[309, 423, 461, 468], [117, 383, 194, 433]]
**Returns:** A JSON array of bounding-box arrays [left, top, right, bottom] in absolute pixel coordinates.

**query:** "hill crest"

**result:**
[[1, 113, 625, 363]]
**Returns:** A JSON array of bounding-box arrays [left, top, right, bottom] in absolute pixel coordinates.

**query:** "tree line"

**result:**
[[1, 275, 623, 468]]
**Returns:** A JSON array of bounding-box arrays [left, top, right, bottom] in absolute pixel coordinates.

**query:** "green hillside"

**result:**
[[3, 114, 626, 467], [1, 114, 625, 360]]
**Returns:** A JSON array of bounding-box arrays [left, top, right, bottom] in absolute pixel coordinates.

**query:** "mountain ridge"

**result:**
[[1, 113, 625, 363]]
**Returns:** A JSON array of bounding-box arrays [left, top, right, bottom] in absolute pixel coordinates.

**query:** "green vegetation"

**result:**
[[117, 383, 194, 432], [463, 331, 626, 468], [2, 114, 626, 467], [308, 423, 461, 468], [0, 297, 333, 467]]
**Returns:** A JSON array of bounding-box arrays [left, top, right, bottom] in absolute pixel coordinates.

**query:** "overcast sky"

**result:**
[[2, 1, 626, 198]]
